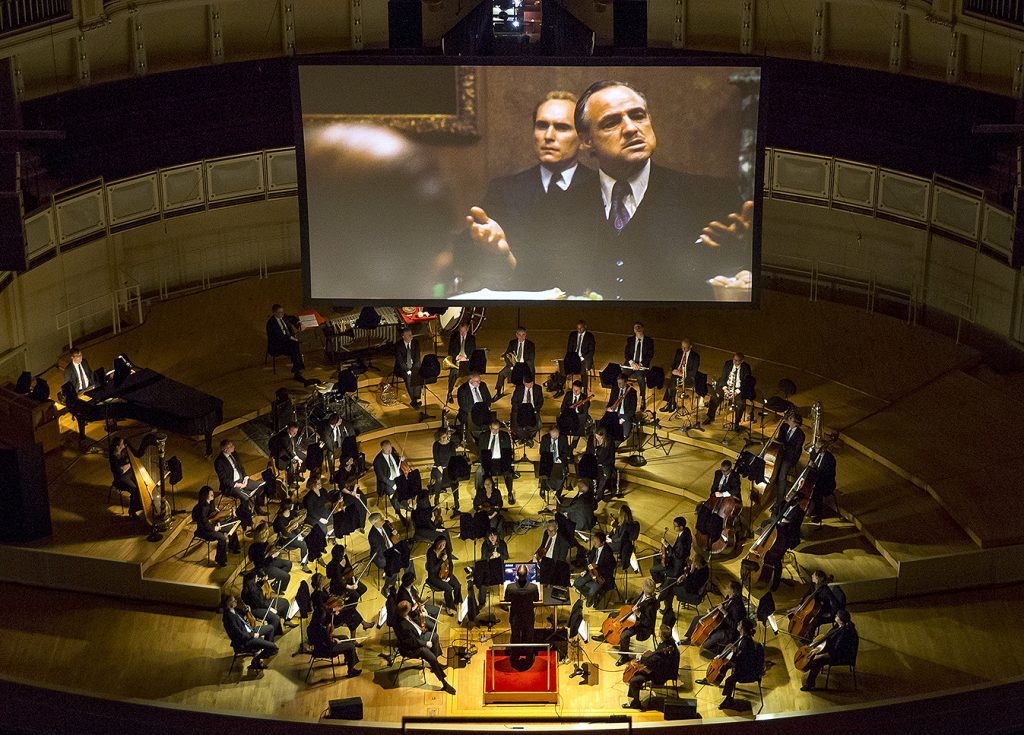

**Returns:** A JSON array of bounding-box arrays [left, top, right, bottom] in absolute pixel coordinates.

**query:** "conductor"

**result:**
[[504, 563, 540, 667]]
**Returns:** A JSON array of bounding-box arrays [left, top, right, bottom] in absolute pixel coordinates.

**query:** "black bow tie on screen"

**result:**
[[610, 180, 632, 231]]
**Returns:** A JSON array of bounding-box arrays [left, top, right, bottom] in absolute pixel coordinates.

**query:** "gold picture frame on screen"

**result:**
[[303, 66, 478, 137]]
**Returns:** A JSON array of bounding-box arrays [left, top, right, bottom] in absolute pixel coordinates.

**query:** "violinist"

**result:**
[[316, 565, 375, 640], [395, 600, 455, 694], [326, 544, 367, 600], [606, 578, 659, 665], [373, 439, 407, 517], [710, 459, 741, 501], [787, 569, 842, 640], [607, 504, 640, 561], [222, 595, 277, 672], [307, 595, 362, 678], [302, 476, 338, 541], [248, 522, 292, 592], [696, 616, 758, 710], [650, 517, 692, 586], [240, 569, 290, 637], [662, 554, 710, 624], [592, 427, 618, 501], [430, 428, 460, 514], [478, 528, 509, 605], [622, 625, 679, 710], [476, 421, 516, 506], [368, 512, 410, 585], [510, 376, 544, 447], [801, 608, 858, 691], [426, 533, 463, 616], [413, 488, 455, 549], [807, 438, 837, 523], [272, 500, 311, 573], [560, 380, 594, 454], [108, 434, 143, 518], [572, 530, 616, 607], [539, 425, 571, 502], [562, 478, 598, 535], [772, 412, 805, 516], [473, 475, 504, 536], [397, 570, 440, 624], [192, 485, 241, 567], [336, 473, 369, 536], [682, 580, 746, 655], [533, 517, 570, 565]]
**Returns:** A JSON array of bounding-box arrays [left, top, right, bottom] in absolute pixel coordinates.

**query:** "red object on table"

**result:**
[[399, 307, 437, 325], [483, 646, 558, 704], [295, 309, 325, 327]]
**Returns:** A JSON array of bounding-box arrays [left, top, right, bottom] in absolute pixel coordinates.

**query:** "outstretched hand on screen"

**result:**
[[466, 206, 517, 270], [697, 200, 754, 249]]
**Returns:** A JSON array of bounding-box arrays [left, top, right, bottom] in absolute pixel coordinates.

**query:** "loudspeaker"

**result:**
[[613, 0, 648, 48], [0, 443, 52, 543], [325, 696, 363, 720], [663, 697, 700, 720], [420, 354, 441, 382]]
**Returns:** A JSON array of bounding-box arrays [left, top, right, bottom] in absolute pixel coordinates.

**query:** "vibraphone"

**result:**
[[323, 307, 402, 362]]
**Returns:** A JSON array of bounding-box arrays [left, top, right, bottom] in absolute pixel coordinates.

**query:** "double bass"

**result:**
[[695, 489, 743, 555]]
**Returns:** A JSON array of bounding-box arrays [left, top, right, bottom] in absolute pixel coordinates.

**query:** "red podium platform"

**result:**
[[483, 645, 558, 704]]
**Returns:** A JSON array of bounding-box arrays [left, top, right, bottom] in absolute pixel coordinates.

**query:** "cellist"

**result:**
[[622, 624, 680, 710], [786, 569, 842, 640], [597, 578, 658, 666], [681, 580, 746, 655], [696, 617, 759, 710]]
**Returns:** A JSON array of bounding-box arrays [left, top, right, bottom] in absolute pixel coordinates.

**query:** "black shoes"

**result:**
[[615, 656, 629, 666], [801, 684, 817, 691], [659, 404, 675, 413], [346, 668, 362, 678], [441, 681, 456, 695], [719, 697, 735, 710], [622, 700, 641, 710], [507, 494, 516, 505]]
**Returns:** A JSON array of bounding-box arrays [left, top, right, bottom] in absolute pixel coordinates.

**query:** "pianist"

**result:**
[[64, 347, 95, 394]]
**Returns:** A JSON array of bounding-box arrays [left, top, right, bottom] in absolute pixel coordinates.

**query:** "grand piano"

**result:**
[[67, 361, 223, 454]]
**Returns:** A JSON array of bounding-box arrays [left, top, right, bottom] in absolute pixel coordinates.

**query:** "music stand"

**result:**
[[353, 307, 382, 371], [418, 354, 442, 422], [474, 556, 503, 628]]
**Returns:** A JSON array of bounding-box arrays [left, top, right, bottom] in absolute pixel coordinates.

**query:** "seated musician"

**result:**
[[592, 427, 618, 500], [622, 624, 680, 710], [572, 530, 616, 607], [710, 459, 741, 501], [64, 346, 95, 395], [476, 421, 515, 506], [108, 434, 143, 519], [607, 578, 659, 666], [445, 322, 475, 404], [608, 504, 640, 562], [430, 428, 460, 514], [493, 326, 535, 400], [396, 570, 440, 623], [667, 554, 710, 619], [801, 608, 858, 691], [696, 617, 760, 710], [268, 423, 306, 486], [426, 534, 463, 616], [682, 580, 746, 656], [373, 439, 407, 518], [808, 438, 837, 522], [605, 373, 638, 444], [650, 516, 692, 589], [660, 338, 700, 413], [395, 600, 456, 694], [478, 528, 509, 605], [335, 467, 369, 536], [560, 380, 593, 454], [266, 303, 306, 382], [559, 320, 596, 396], [214, 439, 263, 529], [539, 425, 571, 503], [368, 513, 409, 586], [473, 475, 504, 536], [222, 595, 278, 671], [707, 352, 751, 429], [240, 569, 289, 637], [192, 486, 240, 567], [623, 323, 654, 410], [562, 478, 597, 535], [412, 488, 455, 549], [394, 327, 423, 409], [772, 411, 805, 516], [307, 597, 362, 678], [456, 372, 492, 444], [315, 564, 375, 641], [533, 517, 570, 565], [302, 476, 339, 542], [248, 522, 292, 592], [787, 569, 842, 641], [326, 544, 368, 600], [510, 376, 543, 447]]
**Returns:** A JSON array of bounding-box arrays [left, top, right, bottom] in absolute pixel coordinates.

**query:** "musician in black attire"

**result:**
[[268, 423, 306, 483], [592, 428, 618, 500], [808, 439, 837, 522], [192, 486, 240, 567], [510, 377, 543, 446], [604, 373, 638, 443], [240, 569, 287, 637], [395, 600, 456, 694], [108, 434, 142, 518], [707, 353, 751, 429], [266, 304, 305, 380], [425, 534, 463, 615], [773, 412, 806, 516], [368, 513, 410, 585], [562, 478, 597, 535], [573, 530, 616, 607], [64, 347, 95, 394], [623, 625, 680, 710], [307, 603, 361, 677], [473, 476, 504, 536], [608, 504, 640, 561], [272, 501, 311, 572], [336, 473, 368, 537], [412, 489, 455, 550], [560, 320, 596, 395], [504, 563, 540, 664], [559, 380, 594, 454], [457, 373, 492, 445], [396, 570, 440, 623], [801, 609, 859, 691], [622, 322, 654, 410], [302, 476, 338, 541], [533, 517, 570, 565], [610, 578, 659, 665], [319, 412, 350, 475], [660, 338, 700, 413], [445, 323, 476, 403], [710, 459, 742, 501], [697, 617, 760, 709], [394, 327, 422, 409], [214, 439, 263, 528], [788, 569, 843, 640], [223, 595, 277, 670], [650, 516, 692, 587], [373, 439, 406, 517], [478, 528, 509, 605], [248, 522, 292, 592], [476, 421, 515, 505], [665, 554, 711, 624], [430, 429, 460, 513], [682, 580, 747, 656], [539, 425, 571, 502], [494, 326, 536, 399]]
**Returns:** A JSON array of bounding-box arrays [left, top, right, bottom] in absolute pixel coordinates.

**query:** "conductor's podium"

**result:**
[[483, 644, 558, 704]]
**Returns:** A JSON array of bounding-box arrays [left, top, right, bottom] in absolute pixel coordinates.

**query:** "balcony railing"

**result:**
[[0, 0, 72, 38], [963, 0, 1024, 26]]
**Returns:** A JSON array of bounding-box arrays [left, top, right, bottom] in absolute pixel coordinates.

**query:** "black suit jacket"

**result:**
[[669, 348, 700, 383], [667, 528, 692, 578], [504, 580, 540, 631], [624, 335, 654, 367], [478, 430, 513, 474], [394, 338, 421, 377], [823, 623, 859, 663], [374, 451, 401, 492], [777, 424, 806, 465], [560, 390, 592, 416], [457, 381, 492, 416], [447, 331, 477, 361], [710, 469, 742, 500], [632, 594, 659, 635], [646, 640, 681, 684], [64, 359, 94, 393], [222, 609, 257, 647], [395, 617, 429, 654], [482, 537, 509, 561], [719, 360, 752, 395], [539, 432, 570, 470], [266, 315, 295, 355], [536, 529, 569, 563], [268, 429, 299, 468], [593, 441, 616, 470], [319, 421, 346, 456], [730, 634, 762, 680], [504, 338, 536, 373], [809, 448, 837, 494], [214, 452, 247, 492], [566, 330, 596, 364], [511, 384, 544, 426], [368, 523, 397, 561], [606, 384, 638, 419], [587, 544, 616, 584]]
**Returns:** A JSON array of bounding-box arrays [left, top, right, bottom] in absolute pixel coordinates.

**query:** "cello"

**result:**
[[601, 604, 639, 647], [788, 592, 821, 640], [704, 639, 738, 685], [793, 631, 828, 671], [689, 599, 730, 647]]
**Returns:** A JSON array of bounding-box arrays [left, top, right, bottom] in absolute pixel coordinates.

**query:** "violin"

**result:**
[[587, 561, 605, 586], [241, 602, 258, 628], [438, 549, 451, 581]]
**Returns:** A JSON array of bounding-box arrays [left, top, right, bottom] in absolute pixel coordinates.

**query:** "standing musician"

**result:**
[[504, 563, 541, 663], [591, 427, 618, 500], [214, 439, 263, 529], [473, 475, 505, 536], [573, 530, 616, 607], [108, 434, 143, 519], [395, 600, 456, 694], [607, 578, 659, 666], [192, 485, 240, 567], [476, 421, 516, 506], [559, 320, 597, 396], [787, 569, 843, 641], [604, 373, 638, 443], [510, 376, 544, 447], [533, 516, 571, 564], [622, 322, 654, 411], [266, 303, 306, 382], [708, 353, 751, 429], [430, 428, 460, 515], [241, 569, 290, 637], [808, 438, 837, 523], [801, 609, 858, 692], [248, 522, 293, 592], [650, 516, 692, 588], [457, 372, 493, 445], [268, 423, 306, 487], [307, 592, 362, 678], [539, 425, 571, 502], [681, 580, 747, 655], [222, 595, 277, 671], [426, 534, 463, 616], [394, 327, 422, 409], [696, 617, 759, 710], [272, 500, 311, 573], [710, 459, 742, 500], [478, 528, 509, 605], [373, 439, 408, 518], [494, 326, 536, 401], [622, 625, 680, 710], [64, 346, 95, 394], [559, 380, 594, 454], [772, 412, 805, 516], [445, 322, 476, 404], [319, 412, 350, 476], [368, 512, 410, 586], [660, 339, 701, 413]]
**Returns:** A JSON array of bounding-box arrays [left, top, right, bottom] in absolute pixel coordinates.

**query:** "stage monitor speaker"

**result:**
[[0, 443, 52, 543], [388, 0, 422, 48], [613, 0, 648, 48], [663, 696, 700, 720], [325, 696, 363, 720]]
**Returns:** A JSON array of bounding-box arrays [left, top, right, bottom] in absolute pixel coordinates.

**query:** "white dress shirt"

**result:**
[[599, 160, 651, 220], [540, 163, 578, 193]]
